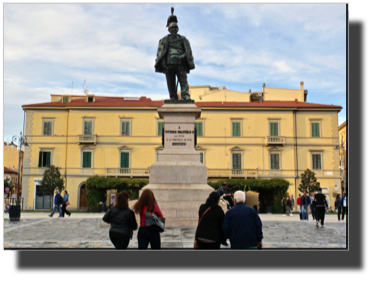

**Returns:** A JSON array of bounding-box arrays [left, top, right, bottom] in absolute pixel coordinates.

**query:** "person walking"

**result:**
[[341, 192, 348, 220], [102, 191, 137, 249], [300, 191, 311, 220], [133, 189, 164, 249], [310, 193, 316, 220], [61, 190, 71, 217], [281, 196, 286, 216], [217, 182, 234, 209], [286, 194, 292, 216], [335, 194, 342, 221], [195, 192, 227, 249], [314, 187, 328, 227], [297, 194, 301, 212], [49, 190, 63, 218], [290, 195, 295, 215], [223, 191, 263, 249]]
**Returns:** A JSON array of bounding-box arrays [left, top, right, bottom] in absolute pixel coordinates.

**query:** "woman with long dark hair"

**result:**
[[133, 189, 164, 249], [102, 191, 137, 249], [195, 192, 227, 249]]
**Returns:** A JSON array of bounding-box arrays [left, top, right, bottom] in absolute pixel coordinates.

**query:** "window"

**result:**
[[312, 154, 322, 170], [43, 121, 52, 136], [82, 152, 92, 168], [270, 153, 280, 170], [200, 152, 204, 164], [120, 152, 130, 173], [88, 97, 93, 102], [232, 122, 241, 137], [232, 153, 241, 169], [157, 121, 164, 136], [195, 122, 203, 137], [311, 122, 320, 137], [38, 151, 51, 167], [62, 96, 69, 103], [270, 122, 279, 136], [121, 121, 131, 136], [83, 121, 93, 135]]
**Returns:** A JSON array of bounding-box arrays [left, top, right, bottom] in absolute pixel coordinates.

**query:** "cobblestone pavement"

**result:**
[[4, 216, 347, 249]]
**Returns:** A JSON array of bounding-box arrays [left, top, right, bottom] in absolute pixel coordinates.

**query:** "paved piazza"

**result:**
[[4, 213, 347, 249]]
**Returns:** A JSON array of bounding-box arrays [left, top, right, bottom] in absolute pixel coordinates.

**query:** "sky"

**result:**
[[3, 3, 347, 142]]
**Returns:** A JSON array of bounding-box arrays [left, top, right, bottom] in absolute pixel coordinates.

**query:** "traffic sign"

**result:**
[[5, 187, 10, 192]]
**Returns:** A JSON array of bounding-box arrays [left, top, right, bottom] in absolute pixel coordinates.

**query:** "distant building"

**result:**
[[4, 143, 23, 194], [4, 167, 18, 197], [21, 82, 342, 210], [338, 121, 347, 193]]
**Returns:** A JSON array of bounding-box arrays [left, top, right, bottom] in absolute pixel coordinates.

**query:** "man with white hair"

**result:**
[[223, 190, 263, 249]]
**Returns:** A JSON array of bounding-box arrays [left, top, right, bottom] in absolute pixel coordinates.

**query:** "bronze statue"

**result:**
[[155, 7, 195, 101]]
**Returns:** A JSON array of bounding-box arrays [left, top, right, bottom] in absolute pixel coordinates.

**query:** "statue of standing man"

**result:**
[[155, 8, 195, 101]]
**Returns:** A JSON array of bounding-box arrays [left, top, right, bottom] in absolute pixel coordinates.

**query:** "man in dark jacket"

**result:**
[[300, 191, 311, 220], [217, 182, 234, 209], [314, 187, 328, 227], [223, 191, 263, 249], [49, 190, 63, 218], [341, 192, 348, 220]]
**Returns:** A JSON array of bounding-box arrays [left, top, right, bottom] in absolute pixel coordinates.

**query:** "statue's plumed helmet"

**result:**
[[167, 7, 178, 28], [168, 22, 178, 29]]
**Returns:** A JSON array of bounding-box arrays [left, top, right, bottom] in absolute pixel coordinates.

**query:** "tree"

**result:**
[[40, 165, 65, 195], [4, 177, 14, 194], [298, 168, 320, 195]]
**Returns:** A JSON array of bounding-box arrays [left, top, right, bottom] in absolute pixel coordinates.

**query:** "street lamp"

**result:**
[[11, 131, 28, 209]]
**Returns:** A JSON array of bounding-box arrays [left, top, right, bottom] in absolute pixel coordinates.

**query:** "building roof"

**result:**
[[338, 120, 347, 130], [4, 167, 18, 174], [22, 96, 342, 110]]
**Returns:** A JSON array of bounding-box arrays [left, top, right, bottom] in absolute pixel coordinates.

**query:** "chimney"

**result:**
[[300, 81, 304, 102], [140, 96, 147, 101]]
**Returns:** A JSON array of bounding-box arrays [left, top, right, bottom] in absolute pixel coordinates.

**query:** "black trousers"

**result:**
[[109, 231, 130, 249], [282, 206, 286, 214], [223, 196, 234, 209], [61, 203, 71, 217], [337, 207, 342, 220], [342, 207, 348, 220], [315, 207, 326, 225], [138, 227, 161, 249], [196, 240, 221, 249], [310, 205, 316, 220]]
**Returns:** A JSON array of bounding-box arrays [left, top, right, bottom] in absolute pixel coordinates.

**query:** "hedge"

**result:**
[[85, 176, 149, 212], [208, 178, 290, 213]]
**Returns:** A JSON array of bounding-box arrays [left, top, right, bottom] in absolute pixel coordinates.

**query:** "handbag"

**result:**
[[194, 207, 211, 249], [65, 201, 70, 206], [145, 204, 166, 233]]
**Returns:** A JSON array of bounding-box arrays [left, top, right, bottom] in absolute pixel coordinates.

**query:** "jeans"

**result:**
[[300, 205, 308, 220], [138, 227, 161, 249], [50, 205, 62, 217]]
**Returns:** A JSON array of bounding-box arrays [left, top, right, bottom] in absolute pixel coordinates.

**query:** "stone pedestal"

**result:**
[[141, 101, 214, 227]]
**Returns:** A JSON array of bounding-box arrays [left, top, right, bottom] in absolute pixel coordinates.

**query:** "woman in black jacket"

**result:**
[[102, 191, 138, 249], [195, 192, 227, 249]]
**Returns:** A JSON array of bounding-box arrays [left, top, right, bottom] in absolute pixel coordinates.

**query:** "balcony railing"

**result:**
[[207, 169, 258, 179], [266, 136, 285, 146], [106, 168, 150, 177], [78, 135, 97, 144]]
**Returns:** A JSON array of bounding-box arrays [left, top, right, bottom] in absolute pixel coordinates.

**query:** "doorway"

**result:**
[[35, 186, 53, 209], [80, 184, 88, 209]]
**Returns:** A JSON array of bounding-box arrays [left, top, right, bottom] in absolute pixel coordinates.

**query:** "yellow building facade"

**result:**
[[21, 82, 342, 210], [338, 121, 347, 192]]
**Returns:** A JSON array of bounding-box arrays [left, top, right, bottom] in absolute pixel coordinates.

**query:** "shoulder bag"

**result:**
[[194, 207, 211, 249], [145, 204, 166, 233]]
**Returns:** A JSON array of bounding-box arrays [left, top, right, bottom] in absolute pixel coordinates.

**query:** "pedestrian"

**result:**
[[297, 194, 301, 212], [335, 194, 342, 221], [49, 190, 63, 217], [286, 194, 292, 216], [102, 191, 137, 249], [300, 191, 311, 220], [223, 190, 263, 249], [314, 187, 328, 227], [194, 192, 227, 249], [61, 190, 71, 217], [281, 196, 286, 216], [217, 182, 234, 209], [310, 193, 316, 220], [133, 189, 164, 249], [341, 192, 348, 220], [290, 195, 294, 214]]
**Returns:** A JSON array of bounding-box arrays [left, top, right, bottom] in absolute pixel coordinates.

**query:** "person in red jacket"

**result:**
[[133, 189, 164, 249], [297, 194, 301, 212]]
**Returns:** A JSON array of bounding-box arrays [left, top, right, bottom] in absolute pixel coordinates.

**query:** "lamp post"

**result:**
[[11, 131, 28, 209]]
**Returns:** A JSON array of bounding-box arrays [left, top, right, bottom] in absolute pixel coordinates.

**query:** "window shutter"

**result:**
[[200, 152, 203, 164], [313, 154, 321, 170], [47, 122, 52, 135], [45, 152, 51, 167], [271, 153, 279, 169], [232, 153, 241, 169], [43, 122, 48, 135], [84, 121, 88, 135], [38, 151, 42, 167], [270, 122, 278, 136], [63, 97, 68, 103], [158, 122, 164, 136], [312, 123, 320, 137], [122, 122, 126, 135], [83, 152, 91, 168], [232, 122, 241, 137], [88, 121, 92, 135], [196, 122, 203, 137], [120, 152, 129, 168], [126, 121, 130, 136]]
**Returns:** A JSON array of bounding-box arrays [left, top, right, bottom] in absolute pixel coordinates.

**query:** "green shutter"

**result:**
[[313, 154, 321, 170], [43, 122, 52, 135], [45, 152, 51, 167], [270, 122, 278, 136], [121, 121, 130, 136], [271, 154, 279, 169], [120, 152, 129, 168], [200, 152, 203, 164], [158, 122, 164, 136], [232, 153, 241, 169], [38, 151, 42, 167], [84, 121, 93, 135], [83, 152, 91, 168], [195, 122, 203, 137], [63, 97, 68, 103], [312, 123, 320, 137], [232, 122, 241, 137], [88, 121, 92, 135]]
